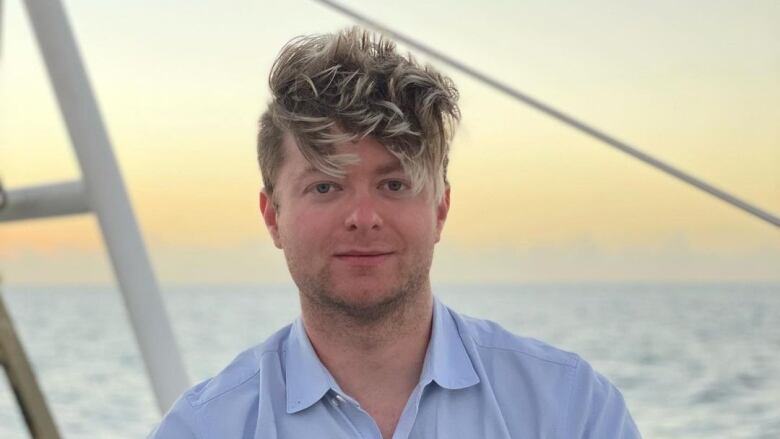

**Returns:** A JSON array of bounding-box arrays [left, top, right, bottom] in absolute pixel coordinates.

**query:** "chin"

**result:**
[[332, 282, 402, 305], [319, 281, 413, 321]]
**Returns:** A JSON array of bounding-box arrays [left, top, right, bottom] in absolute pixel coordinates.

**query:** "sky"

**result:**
[[1, 0, 778, 285]]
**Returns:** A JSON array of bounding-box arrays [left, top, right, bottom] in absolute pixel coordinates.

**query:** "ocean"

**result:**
[[1, 283, 778, 438]]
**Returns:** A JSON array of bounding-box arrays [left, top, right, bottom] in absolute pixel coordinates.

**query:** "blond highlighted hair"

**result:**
[[257, 27, 460, 202]]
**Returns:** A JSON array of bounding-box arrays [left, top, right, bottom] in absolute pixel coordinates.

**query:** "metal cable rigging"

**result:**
[[314, 0, 779, 228]]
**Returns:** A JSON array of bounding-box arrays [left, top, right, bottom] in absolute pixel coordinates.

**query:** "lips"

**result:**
[[335, 250, 393, 256], [333, 249, 394, 266]]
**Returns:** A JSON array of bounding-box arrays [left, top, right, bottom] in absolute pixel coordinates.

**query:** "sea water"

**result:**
[[1, 283, 778, 438]]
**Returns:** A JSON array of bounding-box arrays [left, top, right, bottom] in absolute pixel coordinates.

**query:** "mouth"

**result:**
[[333, 251, 395, 266]]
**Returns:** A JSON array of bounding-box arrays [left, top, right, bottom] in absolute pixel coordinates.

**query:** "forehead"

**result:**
[[277, 133, 404, 183]]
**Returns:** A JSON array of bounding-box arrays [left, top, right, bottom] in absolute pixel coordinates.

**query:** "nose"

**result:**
[[344, 192, 383, 232]]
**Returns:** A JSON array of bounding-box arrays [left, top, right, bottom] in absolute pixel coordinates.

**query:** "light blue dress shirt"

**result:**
[[149, 297, 641, 438]]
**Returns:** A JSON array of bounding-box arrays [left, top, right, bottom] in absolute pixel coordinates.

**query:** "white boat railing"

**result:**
[[0, 0, 190, 413]]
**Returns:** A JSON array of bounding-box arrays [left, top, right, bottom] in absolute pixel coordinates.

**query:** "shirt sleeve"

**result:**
[[147, 394, 201, 439], [563, 356, 642, 439]]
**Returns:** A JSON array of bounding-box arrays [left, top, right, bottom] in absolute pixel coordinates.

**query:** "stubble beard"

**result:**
[[288, 249, 433, 331]]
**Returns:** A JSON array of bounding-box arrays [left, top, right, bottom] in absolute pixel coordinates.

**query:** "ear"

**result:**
[[259, 189, 282, 249], [434, 186, 451, 243]]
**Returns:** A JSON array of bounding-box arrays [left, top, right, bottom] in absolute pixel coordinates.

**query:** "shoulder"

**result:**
[[562, 355, 642, 437], [446, 307, 641, 437], [449, 307, 580, 369], [185, 323, 291, 407], [148, 324, 293, 438]]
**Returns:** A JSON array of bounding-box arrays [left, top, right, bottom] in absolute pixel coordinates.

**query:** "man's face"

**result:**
[[259, 135, 450, 319]]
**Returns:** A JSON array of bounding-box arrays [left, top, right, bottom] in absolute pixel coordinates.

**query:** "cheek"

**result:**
[[278, 208, 334, 251], [395, 211, 438, 245]]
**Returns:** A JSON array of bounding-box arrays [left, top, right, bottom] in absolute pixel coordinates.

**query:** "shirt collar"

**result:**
[[284, 318, 336, 414], [283, 297, 480, 414], [421, 297, 480, 390]]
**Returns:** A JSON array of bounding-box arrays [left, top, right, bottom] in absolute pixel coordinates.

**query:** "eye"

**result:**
[[384, 180, 408, 192], [314, 182, 335, 194], [307, 181, 343, 195]]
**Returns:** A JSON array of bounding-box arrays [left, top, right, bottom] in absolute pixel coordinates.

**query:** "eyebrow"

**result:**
[[295, 160, 405, 181], [296, 165, 326, 181], [374, 161, 404, 176]]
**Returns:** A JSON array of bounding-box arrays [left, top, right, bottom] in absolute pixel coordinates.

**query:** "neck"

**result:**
[[300, 288, 434, 430], [301, 288, 434, 376]]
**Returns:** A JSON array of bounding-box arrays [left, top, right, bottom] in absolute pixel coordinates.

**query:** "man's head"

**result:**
[[257, 26, 460, 205], [257, 27, 460, 321]]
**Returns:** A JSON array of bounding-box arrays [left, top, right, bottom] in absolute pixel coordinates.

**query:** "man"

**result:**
[[150, 27, 641, 438]]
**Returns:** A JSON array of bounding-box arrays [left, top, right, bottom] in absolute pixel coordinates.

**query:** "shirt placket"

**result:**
[[390, 381, 429, 439], [327, 391, 383, 439]]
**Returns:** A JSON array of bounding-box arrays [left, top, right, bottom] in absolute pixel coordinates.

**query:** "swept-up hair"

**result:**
[[257, 26, 460, 202]]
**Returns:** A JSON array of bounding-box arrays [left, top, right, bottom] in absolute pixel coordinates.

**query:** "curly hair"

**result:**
[[257, 26, 460, 202]]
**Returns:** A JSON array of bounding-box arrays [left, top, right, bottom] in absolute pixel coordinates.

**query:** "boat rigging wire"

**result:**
[[313, 0, 779, 228]]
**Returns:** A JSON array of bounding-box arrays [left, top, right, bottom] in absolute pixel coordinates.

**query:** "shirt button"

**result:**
[[328, 395, 341, 407]]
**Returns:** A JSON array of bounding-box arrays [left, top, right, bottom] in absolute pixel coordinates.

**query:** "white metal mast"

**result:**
[[1, 0, 190, 413]]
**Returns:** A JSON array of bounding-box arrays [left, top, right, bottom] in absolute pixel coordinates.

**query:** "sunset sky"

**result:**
[[2, 0, 778, 285]]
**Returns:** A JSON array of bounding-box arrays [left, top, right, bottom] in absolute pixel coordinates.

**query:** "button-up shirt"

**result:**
[[149, 297, 641, 438]]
